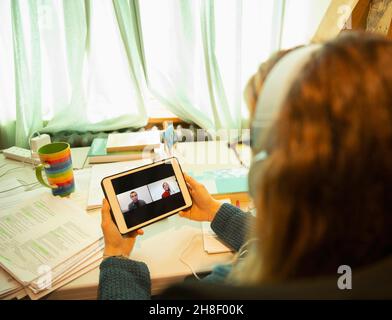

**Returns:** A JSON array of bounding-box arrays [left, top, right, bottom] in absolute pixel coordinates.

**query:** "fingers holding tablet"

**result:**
[[101, 198, 143, 235], [183, 173, 200, 193], [101, 198, 143, 257], [101, 198, 111, 227], [179, 174, 222, 222]]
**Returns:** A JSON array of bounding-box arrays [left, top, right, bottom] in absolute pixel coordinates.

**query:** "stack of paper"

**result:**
[[0, 268, 23, 299], [0, 193, 103, 299]]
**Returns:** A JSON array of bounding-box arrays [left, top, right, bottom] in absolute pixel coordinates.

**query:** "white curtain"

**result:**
[[282, 0, 331, 49], [0, 0, 331, 148], [139, 0, 331, 132], [0, 0, 17, 148], [0, 0, 148, 148], [139, 0, 283, 131]]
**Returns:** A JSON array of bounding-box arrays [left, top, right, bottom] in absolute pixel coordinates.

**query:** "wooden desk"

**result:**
[[0, 141, 251, 299]]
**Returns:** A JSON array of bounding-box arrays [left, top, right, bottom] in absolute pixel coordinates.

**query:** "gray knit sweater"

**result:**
[[98, 203, 253, 300]]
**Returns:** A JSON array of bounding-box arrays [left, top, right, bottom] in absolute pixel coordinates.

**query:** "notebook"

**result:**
[[106, 131, 161, 152], [188, 168, 248, 195], [88, 138, 154, 164]]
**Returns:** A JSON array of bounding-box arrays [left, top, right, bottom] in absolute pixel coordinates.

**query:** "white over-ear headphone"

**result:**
[[249, 44, 322, 198], [251, 45, 322, 151]]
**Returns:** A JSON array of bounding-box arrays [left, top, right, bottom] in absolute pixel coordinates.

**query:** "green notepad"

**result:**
[[188, 168, 248, 194]]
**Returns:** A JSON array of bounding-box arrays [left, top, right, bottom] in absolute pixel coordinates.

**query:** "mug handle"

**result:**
[[35, 164, 57, 189]]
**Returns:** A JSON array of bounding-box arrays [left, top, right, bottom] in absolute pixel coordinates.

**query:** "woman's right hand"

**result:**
[[179, 173, 222, 222]]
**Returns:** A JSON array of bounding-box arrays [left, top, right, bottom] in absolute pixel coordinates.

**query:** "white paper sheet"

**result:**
[[201, 199, 232, 254], [0, 187, 46, 210], [69, 168, 92, 210], [201, 222, 232, 254]]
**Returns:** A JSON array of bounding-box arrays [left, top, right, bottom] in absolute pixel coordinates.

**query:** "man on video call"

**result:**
[[128, 191, 146, 211]]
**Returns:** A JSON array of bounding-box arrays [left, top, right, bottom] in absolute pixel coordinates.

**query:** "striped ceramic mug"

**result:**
[[35, 142, 75, 197]]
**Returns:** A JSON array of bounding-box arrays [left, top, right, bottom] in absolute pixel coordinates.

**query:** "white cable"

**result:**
[[235, 238, 259, 262], [28, 131, 42, 168], [0, 155, 36, 176], [0, 184, 24, 193], [17, 178, 40, 191], [0, 181, 39, 194], [0, 166, 26, 178], [180, 234, 259, 280], [1, 147, 36, 169], [179, 233, 202, 280]]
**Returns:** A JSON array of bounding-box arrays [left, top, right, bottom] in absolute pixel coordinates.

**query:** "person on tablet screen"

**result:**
[[128, 191, 146, 211], [161, 182, 171, 198]]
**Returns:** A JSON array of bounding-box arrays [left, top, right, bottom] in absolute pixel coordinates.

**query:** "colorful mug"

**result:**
[[35, 142, 75, 197]]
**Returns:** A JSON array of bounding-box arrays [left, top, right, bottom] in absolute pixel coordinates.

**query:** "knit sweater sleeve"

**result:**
[[98, 257, 151, 300], [98, 204, 253, 299], [210, 203, 254, 252]]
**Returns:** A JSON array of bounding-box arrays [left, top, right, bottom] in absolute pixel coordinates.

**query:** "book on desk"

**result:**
[[87, 138, 155, 164], [106, 131, 161, 153]]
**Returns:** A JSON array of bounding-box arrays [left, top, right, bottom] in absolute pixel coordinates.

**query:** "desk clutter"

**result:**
[[87, 131, 160, 164], [0, 191, 103, 299], [106, 131, 161, 153], [0, 141, 246, 299]]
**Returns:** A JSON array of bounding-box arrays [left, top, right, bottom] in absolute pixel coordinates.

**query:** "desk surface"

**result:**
[[0, 141, 251, 299]]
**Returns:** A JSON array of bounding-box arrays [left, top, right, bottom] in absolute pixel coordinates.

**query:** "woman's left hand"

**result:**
[[101, 198, 144, 257]]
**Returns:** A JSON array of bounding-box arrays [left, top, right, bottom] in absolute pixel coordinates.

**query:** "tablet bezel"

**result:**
[[101, 157, 192, 234]]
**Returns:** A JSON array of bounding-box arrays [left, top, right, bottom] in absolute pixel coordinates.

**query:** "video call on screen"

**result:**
[[112, 163, 185, 228]]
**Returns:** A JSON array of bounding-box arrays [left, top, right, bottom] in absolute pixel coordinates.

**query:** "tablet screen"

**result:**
[[111, 162, 185, 229]]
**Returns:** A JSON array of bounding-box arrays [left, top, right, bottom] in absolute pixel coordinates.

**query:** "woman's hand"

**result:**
[[179, 173, 222, 222], [101, 198, 143, 257]]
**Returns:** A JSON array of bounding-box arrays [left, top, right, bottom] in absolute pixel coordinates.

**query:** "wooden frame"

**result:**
[[313, 0, 392, 42], [351, 0, 372, 30], [313, 0, 360, 43], [145, 116, 185, 130], [389, 19, 392, 37]]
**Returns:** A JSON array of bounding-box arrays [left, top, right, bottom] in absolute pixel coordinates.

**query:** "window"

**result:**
[[0, 0, 331, 148]]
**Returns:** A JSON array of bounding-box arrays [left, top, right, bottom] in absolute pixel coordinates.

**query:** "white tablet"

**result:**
[[101, 157, 192, 234]]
